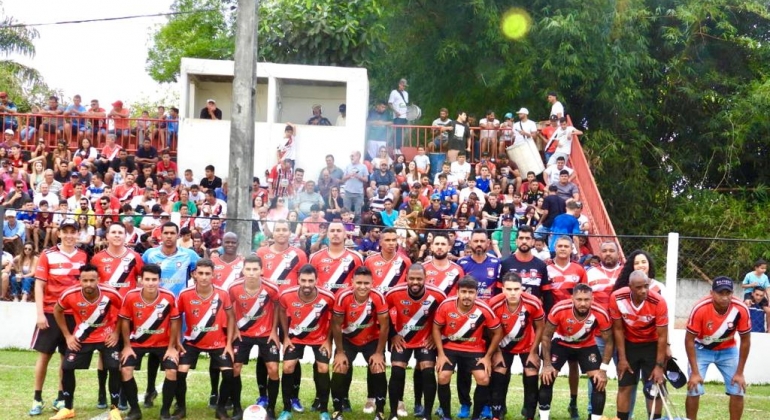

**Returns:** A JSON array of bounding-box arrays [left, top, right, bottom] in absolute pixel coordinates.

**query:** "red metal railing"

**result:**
[[0, 113, 177, 155]]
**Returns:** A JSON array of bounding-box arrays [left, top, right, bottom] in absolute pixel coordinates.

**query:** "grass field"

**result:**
[[2, 349, 769, 420]]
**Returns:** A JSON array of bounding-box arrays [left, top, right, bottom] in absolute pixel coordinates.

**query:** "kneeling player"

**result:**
[[330, 267, 390, 420], [432, 276, 502, 420], [228, 255, 281, 419], [177, 259, 236, 420], [279, 264, 336, 420], [385, 263, 446, 420], [51, 264, 123, 420], [539, 284, 613, 420], [118, 264, 181, 420], [489, 272, 544, 420]]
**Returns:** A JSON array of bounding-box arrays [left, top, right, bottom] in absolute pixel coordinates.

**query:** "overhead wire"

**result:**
[[0, 9, 219, 28]]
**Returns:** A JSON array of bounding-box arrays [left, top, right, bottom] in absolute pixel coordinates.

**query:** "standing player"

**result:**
[[210, 232, 244, 408], [228, 255, 281, 420], [385, 264, 446, 420], [92, 222, 145, 409], [365, 228, 412, 294], [499, 226, 551, 309], [539, 284, 614, 420], [257, 220, 308, 411], [330, 267, 390, 420], [609, 270, 669, 420], [118, 264, 181, 420], [311, 222, 364, 293], [488, 272, 544, 420], [432, 276, 502, 420], [279, 264, 336, 420], [685, 276, 751, 420], [142, 221, 200, 407], [29, 219, 88, 417], [51, 264, 123, 420], [423, 233, 464, 296], [176, 259, 236, 420]]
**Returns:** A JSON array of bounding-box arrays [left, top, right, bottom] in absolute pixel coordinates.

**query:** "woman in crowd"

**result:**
[[251, 195, 265, 220], [324, 186, 344, 222], [28, 160, 46, 191], [10, 244, 37, 302], [372, 146, 393, 169], [52, 140, 71, 169], [75, 214, 94, 255], [403, 161, 420, 186], [287, 210, 304, 248], [73, 137, 98, 168], [502, 183, 517, 204], [613, 249, 665, 293], [517, 205, 539, 228], [172, 188, 198, 216]]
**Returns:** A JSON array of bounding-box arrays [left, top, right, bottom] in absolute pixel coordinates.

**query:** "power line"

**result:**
[[1, 9, 218, 28]]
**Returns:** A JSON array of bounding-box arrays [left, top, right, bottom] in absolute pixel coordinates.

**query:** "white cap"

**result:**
[[206, 98, 216, 104], [517, 108, 529, 115], [5, 209, 16, 217], [3, 129, 13, 135]]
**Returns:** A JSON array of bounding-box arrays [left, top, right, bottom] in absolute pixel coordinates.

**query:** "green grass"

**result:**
[[2, 349, 769, 420]]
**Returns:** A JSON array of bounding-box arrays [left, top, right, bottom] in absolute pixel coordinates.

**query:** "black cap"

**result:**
[[712, 276, 734, 292], [59, 218, 78, 230], [151, 204, 163, 213]]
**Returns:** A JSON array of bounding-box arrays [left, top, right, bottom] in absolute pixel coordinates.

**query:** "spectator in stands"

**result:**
[[3, 209, 24, 255], [63, 94, 87, 143], [336, 104, 346, 126], [53, 161, 70, 184], [307, 104, 332, 126], [203, 216, 224, 248], [199, 164, 223, 193], [459, 178, 486, 207], [494, 153, 522, 193], [134, 138, 159, 168], [165, 107, 179, 148], [317, 169, 339, 202], [75, 214, 94, 253], [540, 114, 559, 158], [156, 149, 177, 177], [554, 170, 580, 201], [35, 179, 60, 208], [380, 198, 397, 227], [295, 180, 324, 219], [202, 189, 227, 217], [428, 108, 453, 153], [318, 154, 344, 184], [94, 133, 120, 174], [342, 150, 369, 218], [4, 179, 31, 209], [0, 92, 18, 133], [479, 110, 500, 157], [748, 287, 769, 333], [518, 205, 540, 228], [480, 193, 503, 230], [324, 186, 343, 222], [389, 78, 410, 154], [302, 204, 326, 237], [10, 243, 37, 302], [513, 108, 538, 151], [200, 99, 222, 120], [498, 112, 514, 156], [135, 164, 156, 190], [546, 117, 583, 167], [366, 99, 392, 161], [38, 95, 65, 138], [85, 98, 107, 143], [152, 105, 167, 141], [491, 213, 517, 258], [368, 160, 399, 202], [450, 152, 471, 184], [423, 193, 450, 231], [369, 185, 391, 214], [548, 200, 582, 253], [73, 137, 97, 169], [547, 91, 564, 119], [110, 147, 136, 175], [543, 156, 575, 186], [433, 161, 455, 186], [536, 184, 565, 239], [446, 110, 470, 163], [108, 100, 130, 139], [475, 166, 493, 193], [741, 258, 769, 303], [52, 140, 72, 170]]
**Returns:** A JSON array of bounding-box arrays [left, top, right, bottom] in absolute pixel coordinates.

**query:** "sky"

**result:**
[[4, 0, 177, 105]]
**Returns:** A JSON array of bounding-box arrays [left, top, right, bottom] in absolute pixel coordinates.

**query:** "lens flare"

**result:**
[[501, 8, 532, 40]]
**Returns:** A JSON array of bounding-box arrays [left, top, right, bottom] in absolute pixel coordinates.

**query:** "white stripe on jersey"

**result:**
[[553, 313, 597, 343], [107, 257, 132, 288], [342, 300, 373, 335], [499, 316, 525, 348], [73, 294, 112, 340], [236, 290, 269, 330], [325, 256, 354, 290], [377, 258, 405, 293], [186, 294, 220, 341], [697, 306, 740, 347], [446, 307, 483, 341], [269, 250, 297, 285], [221, 262, 244, 290], [130, 297, 172, 340], [398, 294, 438, 338], [290, 299, 329, 336]]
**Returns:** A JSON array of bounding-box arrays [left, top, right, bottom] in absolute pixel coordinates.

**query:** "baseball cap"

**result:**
[[399, 78, 408, 87], [501, 213, 515, 221], [430, 193, 441, 201], [3, 129, 14, 135], [59, 218, 78, 229], [549, 114, 559, 121], [339, 104, 346, 112], [160, 212, 170, 217], [112, 100, 123, 107], [158, 189, 168, 194], [0, 92, 7, 98], [665, 357, 687, 389], [151, 204, 163, 213], [504, 112, 513, 119], [517, 108, 529, 115], [5, 209, 16, 218], [207, 98, 216, 104], [70, 172, 80, 178], [412, 182, 421, 189], [712, 276, 734, 292]]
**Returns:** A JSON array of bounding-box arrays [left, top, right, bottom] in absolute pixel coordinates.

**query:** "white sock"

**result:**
[[591, 415, 603, 420], [539, 410, 550, 420]]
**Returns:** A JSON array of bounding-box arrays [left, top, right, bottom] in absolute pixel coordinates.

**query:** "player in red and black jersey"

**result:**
[[423, 233, 464, 295], [227, 255, 281, 419], [279, 264, 336, 417], [539, 283, 614, 420], [51, 264, 123, 420], [118, 264, 181, 420], [176, 259, 236, 420], [385, 263, 446, 420], [310, 222, 363, 292], [365, 228, 412, 294], [489, 272, 545, 420], [432, 276, 502, 420], [330, 266, 390, 420]]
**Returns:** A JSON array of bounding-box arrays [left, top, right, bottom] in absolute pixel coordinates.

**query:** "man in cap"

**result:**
[[108, 100, 130, 140], [3, 209, 25, 255], [388, 78, 409, 154], [513, 108, 538, 149], [336, 104, 346, 126], [685, 276, 752, 420], [498, 112, 514, 155], [200, 98, 223, 120], [0, 92, 18, 133], [307, 104, 332, 126], [491, 213, 517, 258]]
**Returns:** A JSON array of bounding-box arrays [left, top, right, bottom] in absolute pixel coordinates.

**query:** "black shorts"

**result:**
[[284, 343, 331, 364], [549, 341, 602, 373], [496, 352, 538, 371], [63, 343, 120, 370], [390, 346, 437, 364], [234, 336, 280, 364], [440, 349, 487, 372], [618, 341, 657, 387], [31, 313, 75, 355], [448, 138, 465, 151], [122, 346, 178, 371], [179, 343, 233, 369], [342, 340, 379, 365]]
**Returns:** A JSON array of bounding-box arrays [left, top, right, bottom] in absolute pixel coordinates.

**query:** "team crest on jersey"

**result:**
[[449, 312, 459, 318], [376, 269, 383, 276], [566, 326, 573, 333], [449, 322, 456, 329], [136, 311, 144, 319], [706, 321, 713, 331], [193, 309, 200, 317], [588, 353, 598, 363], [487, 268, 495, 278], [191, 300, 201, 305], [105, 266, 112, 273], [350, 311, 358, 318], [402, 309, 410, 315], [294, 311, 302, 319], [80, 310, 87, 316]]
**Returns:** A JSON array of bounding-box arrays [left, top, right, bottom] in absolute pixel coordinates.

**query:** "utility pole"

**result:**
[[228, 0, 258, 256]]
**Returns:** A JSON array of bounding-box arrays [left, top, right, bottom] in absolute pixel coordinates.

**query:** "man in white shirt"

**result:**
[[546, 118, 583, 166], [543, 156, 575, 185], [388, 78, 409, 153], [335, 104, 346, 126], [33, 183, 59, 208], [512, 107, 538, 146], [479, 110, 500, 157], [433, 161, 456, 186], [428, 107, 453, 153], [412, 146, 431, 177], [450, 153, 471, 183], [547, 91, 564, 118], [458, 178, 486, 207]]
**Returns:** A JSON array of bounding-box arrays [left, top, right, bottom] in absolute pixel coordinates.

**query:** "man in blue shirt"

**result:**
[[548, 200, 582, 253], [748, 287, 769, 333], [3, 209, 25, 255], [63, 94, 87, 143], [0, 92, 18, 132], [357, 226, 381, 258]]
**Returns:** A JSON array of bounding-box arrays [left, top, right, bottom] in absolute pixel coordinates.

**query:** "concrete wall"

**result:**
[[191, 81, 269, 123], [277, 81, 346, 126], [674, 278, 746, 328]]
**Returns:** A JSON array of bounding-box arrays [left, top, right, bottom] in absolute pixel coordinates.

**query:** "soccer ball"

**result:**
[[242, 404, 268, 420]]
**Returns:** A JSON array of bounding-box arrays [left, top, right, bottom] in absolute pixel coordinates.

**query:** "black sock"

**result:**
[[57, 390, 65, 401], [343, 368, 353, 405], [176, 372, 188, 409], [652, 414, 662, 419], [570, 393, 577, 406], [590, 389, 606, 416], [314, 367, 330, 413], [146, 353, 160, 393], [472, 384, 489, 418], [34, 390, 42, 402], [218, 370, 233, 410], [437, 382, 451, 418], [413, 367, 423, 407], [523, 375, 539, 418], [457, 368, 472, 406], [282, 371, 295, 412], [62, 369, 76, 410], [388, 366, 406, 414], [256, 357, 267, 398], [293, 364, 302, 399], [232, 375, 243, 413], [97, 369, 107, 401], [160, 379, 177, 416], [267, 378, 280, 411], [107, 368, 121, 407], [538, 382, 554, 411], [618, 412, 630, 420], [372, 371, 387, 413], [421, 368, 437, 417], [330, 373, 346, 412], [490, 371, 507, 417], [122, 378, 139, 411], [366, 369, 374, 399], [209, 365, 220, 397]]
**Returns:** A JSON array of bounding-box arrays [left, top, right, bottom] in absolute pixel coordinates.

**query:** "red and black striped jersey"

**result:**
[[211, 255, 244, 290], [385, 284, 446, 348], [177, 286, 232, 350], [119, 288, 180, 348], [332, 288, 389, 346], [609, 287, 668, 343], [434, 297, 500, 354], [423, 260, 464, 296], [489, 292, 544, 354], [310, 248, 364, 292], [686, 296, 751, 350], [546, 261, 587, 304], [256, 246, 308, 292], [279, 286, 336, 345], [365, 252, 412, 294], [547, 300, 611, 349], [228, 279, 280, 339], [57, 285, 122, 344], [36, 246, 88, 314], [92, 248, 144, 297]]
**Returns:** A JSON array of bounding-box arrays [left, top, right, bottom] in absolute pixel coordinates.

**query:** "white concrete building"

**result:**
[[177, 58, 369, 183]]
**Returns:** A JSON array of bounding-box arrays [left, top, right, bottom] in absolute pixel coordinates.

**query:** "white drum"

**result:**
[[507, 138, 544, 176]]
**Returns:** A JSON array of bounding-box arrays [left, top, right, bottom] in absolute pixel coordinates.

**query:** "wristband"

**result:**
[[656, 361, 665, 368], [600, 363, 611, 372]]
